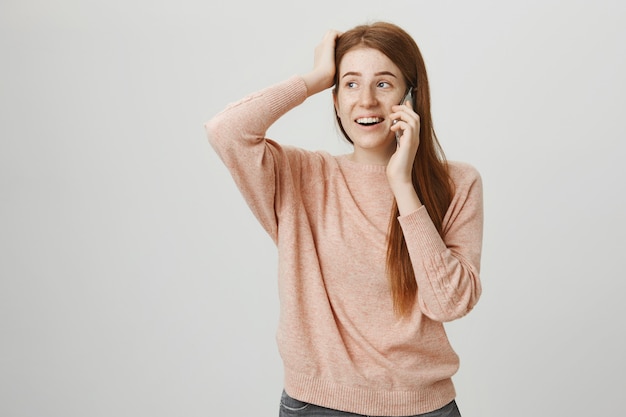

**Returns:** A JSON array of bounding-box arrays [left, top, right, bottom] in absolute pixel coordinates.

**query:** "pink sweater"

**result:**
[[206, 76, 483, 416]]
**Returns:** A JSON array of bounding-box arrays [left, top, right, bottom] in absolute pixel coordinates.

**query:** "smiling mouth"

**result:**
[[356, 117, 384, 126]]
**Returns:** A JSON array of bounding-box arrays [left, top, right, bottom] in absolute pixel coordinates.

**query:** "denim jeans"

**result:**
[[278, 390, 461, 417]]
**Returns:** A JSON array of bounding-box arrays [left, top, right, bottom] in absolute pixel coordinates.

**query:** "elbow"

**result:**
[[205, 117, 220, 147], [205, 115, 234, 157], [421, 299, 477, 323], [419, 278, 482, 323], [421, 305, 472, 323]]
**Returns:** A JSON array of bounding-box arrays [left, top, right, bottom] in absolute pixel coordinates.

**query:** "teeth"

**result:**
[[356, 117, 382, 125]]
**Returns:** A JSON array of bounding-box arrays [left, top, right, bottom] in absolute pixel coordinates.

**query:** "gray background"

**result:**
[[1, 1, 625, 416]]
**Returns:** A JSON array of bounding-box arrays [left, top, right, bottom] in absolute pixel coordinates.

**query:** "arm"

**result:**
[[386, 99, 483, 322], [205, 30, 341, 240], [399, 164, 484, 322], [205, 77, 307, 241]]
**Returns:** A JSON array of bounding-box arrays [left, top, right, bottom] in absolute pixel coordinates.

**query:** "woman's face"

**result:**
[[334, 47, 408, 164]]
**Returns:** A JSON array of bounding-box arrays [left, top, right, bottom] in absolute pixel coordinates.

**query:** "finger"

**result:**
[[390, 111, 419, 129], [392, 102, 419, 114], [391, 119, 409, 140], [323, 29, 342, 42]]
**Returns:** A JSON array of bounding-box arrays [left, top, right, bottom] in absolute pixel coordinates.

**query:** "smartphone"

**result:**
[[399, 88, 413, 106], [394, 88, 413, 141]]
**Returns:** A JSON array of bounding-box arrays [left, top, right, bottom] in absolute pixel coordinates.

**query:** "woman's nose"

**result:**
[[358, 87, 378, 107]]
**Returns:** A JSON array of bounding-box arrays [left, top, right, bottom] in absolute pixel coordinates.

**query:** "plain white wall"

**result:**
[[1, 0, 625, 416]]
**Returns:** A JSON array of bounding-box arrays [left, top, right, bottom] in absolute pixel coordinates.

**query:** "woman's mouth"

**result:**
[[355, 117, 384, 126]]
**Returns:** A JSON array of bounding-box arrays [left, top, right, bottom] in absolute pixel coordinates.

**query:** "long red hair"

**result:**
[[333, 22, 454, 316]]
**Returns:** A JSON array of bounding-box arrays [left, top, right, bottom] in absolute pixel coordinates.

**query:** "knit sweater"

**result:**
[[206, 76, 483, 416]]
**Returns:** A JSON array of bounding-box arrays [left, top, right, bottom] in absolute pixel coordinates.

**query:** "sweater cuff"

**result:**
[[265, 75, 308, 121], [397, 206, 448, 254]]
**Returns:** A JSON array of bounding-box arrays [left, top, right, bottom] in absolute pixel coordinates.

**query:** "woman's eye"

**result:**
[[377, 81, 390, 88], [347, 82, 357, 88]]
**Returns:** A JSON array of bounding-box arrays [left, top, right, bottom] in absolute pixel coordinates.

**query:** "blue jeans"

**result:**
[[278, 390, 461, 417]]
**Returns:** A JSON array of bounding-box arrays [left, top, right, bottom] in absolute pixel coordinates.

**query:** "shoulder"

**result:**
[[281, 145, 337, 172], [279, 148, 339, 195], [447, 160, 483, 199], [447, 160, 482, 185], [442, 161, 484, 233]]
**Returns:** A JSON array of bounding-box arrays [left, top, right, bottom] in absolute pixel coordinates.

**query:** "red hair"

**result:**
[[333, 22, 454, 316]]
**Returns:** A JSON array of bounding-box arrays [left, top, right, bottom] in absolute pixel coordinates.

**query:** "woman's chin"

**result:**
[[351, 134, 395, 151]]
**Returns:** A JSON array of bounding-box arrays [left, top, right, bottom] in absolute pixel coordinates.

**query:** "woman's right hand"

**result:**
[[302, 29, 342, 97]]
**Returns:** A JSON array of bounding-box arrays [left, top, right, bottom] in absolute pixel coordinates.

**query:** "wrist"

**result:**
[[390, 181, 423, 216], [387, 176, 413, 194], [301, 70, 333, 97]]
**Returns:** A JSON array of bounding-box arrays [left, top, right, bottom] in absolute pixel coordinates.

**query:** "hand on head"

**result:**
[[302, 29, 342, 97]]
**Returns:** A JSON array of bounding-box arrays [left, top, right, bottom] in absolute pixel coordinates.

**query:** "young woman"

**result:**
[[207, 21, 483, 417]]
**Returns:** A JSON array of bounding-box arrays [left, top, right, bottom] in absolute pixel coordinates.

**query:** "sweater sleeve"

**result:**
[[398, 162, 484, 322], [205, 76, 308, 242]]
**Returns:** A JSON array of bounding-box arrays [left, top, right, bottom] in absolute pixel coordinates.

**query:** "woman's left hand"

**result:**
[[386, 100, 421, 188]]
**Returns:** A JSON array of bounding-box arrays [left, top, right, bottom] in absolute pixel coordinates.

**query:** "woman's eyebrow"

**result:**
[[341, 71, 398, 79]]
